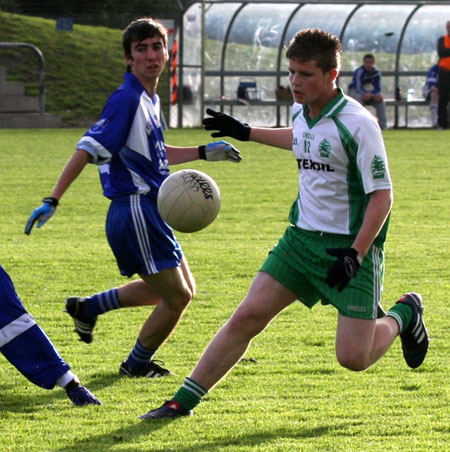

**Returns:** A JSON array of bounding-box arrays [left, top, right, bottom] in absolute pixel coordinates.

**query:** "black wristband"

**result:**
[[240, 124, 251, 141], [198, 145, 206, 160], [42, 197, 59, 207]]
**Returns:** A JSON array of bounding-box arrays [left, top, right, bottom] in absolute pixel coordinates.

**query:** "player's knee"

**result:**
[[188, 279, 197, 300], [165, 286, 193, 311], [178, 286, 194, 308], [227, 309, 267, 338], [373, 94, 383, 102], [337, 352, 370, 372]]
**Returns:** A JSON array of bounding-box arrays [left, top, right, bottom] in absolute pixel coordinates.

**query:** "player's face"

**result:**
[[288, 59, 337, 110], [363, 57, 375, 71], [126, 35, 169, 83]]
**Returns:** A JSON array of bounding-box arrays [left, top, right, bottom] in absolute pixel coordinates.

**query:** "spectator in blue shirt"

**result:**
[[423, 64, 439, 127], [348, 54, 387, 130]]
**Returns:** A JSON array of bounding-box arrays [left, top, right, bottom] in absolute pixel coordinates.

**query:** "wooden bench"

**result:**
[[385, 99, 428, 128]]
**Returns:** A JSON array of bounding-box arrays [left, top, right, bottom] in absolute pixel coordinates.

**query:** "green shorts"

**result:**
[[260, 226, 385, 320]]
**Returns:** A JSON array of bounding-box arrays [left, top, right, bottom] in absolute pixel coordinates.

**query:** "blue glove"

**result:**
[[24, 197, 59, 235], [65, 383, 102, 406], [325, 247, 362, 292], [198, 140, 242, 163]]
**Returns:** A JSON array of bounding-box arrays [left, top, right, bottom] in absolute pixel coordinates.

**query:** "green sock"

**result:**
[[172, 377, 208, 411], [387, 303, 413, 334]]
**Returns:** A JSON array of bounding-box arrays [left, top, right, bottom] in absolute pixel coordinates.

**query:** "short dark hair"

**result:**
[[286, 28, 341, 73], [122, 17, 168, 71], [363, 53, 375, 61]]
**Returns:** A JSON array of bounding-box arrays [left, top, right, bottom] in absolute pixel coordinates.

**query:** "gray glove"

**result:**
[[198, 140, 242, 163]]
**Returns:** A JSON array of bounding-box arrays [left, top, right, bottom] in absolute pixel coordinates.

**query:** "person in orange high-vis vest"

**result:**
[[437, 20, 450, 129]]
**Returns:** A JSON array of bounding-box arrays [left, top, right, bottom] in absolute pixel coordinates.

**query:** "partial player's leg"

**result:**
[[65, 193, 191, 345], [328, 241, 402, 370], [140, 271, 297, 419], [119, 256, 195, 377], [0, 265, 101, 405], [64, 279, 164, 344], [188, 272, 295, 390], [336, 291, 428, 371], [388, 292, 428, 368], [429, 90, 439, 127], [437, 68, 450, 129], [348, 87, 364, 105], [136, 257, 194, 350], [335, 314, 398, 371]]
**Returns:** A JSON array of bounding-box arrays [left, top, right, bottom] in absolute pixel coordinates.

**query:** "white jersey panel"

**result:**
[[341, 97, 392, 194], [291, 94, 392, 236], [126, 91, 161, 161]]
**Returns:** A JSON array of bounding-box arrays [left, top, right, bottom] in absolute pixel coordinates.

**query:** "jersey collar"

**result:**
[[301, 88, 348, 128], [124, 72, 158, 104]]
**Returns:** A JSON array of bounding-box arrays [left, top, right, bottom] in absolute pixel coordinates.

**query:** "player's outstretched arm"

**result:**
[[202, 108, 292, 150], [24, 149, 91, 235], [249, 127, 293, 150], [166, 141, 241, 165]]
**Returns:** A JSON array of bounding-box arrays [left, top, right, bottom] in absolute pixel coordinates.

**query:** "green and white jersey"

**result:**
[[289, 88, 392, 244]]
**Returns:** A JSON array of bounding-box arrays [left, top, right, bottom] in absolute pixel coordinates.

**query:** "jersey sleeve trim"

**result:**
[[77, 136, 113, 166]]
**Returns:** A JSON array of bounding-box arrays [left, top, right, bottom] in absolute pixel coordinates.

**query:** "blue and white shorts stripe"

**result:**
[[106, 194, 183, 277], [0, 266, 33, 332], [0, 265, 70, 389]]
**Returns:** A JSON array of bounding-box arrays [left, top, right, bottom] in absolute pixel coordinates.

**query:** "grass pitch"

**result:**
[[0, 128, 449, 452]]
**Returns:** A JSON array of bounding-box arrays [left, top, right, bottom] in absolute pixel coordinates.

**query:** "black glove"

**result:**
[[325, 248, 362, 292], [202, 108, 251, 141]]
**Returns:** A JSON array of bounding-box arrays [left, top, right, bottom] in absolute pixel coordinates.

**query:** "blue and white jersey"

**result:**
[[348, 65, 382, 95], [77, 73, 169, 200], [422, 64, 439, 98]]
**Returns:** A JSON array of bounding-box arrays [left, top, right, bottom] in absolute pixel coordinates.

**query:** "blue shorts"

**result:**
[[106, 194, 183, 277], [0, 265, 28, 328]]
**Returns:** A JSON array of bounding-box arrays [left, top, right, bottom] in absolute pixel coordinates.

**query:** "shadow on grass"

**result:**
[[53, 418, 356, 452], [0, 371, 120, 413], [84, 371, 124, 391]]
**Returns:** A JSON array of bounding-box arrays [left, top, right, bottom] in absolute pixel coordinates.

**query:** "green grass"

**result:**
[[0, 128, 449, 452], [0, 12, 169, 126]]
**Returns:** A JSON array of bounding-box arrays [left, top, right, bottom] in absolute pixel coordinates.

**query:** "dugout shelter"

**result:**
[[170, 0, 450, 129]]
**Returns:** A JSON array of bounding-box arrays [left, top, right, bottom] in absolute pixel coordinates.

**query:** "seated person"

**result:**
[[348, 54, 387, 130], [423, 64, 439, 128]]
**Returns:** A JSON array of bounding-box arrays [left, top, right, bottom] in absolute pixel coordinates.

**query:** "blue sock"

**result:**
[[125, 339, 157, 372], [84, 288, 121, 318]]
